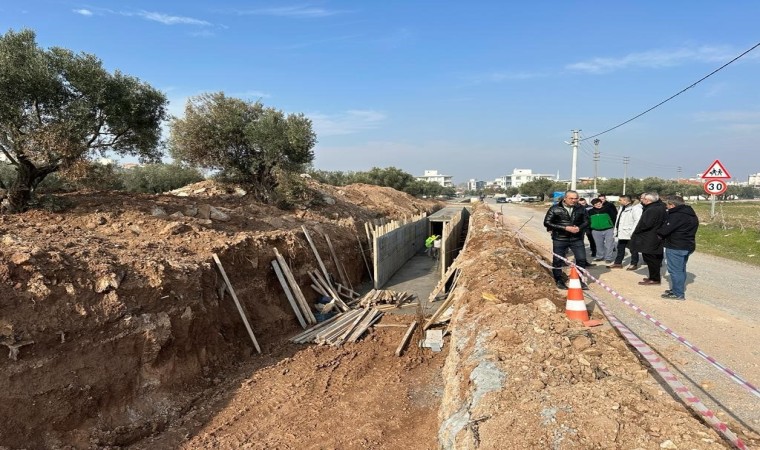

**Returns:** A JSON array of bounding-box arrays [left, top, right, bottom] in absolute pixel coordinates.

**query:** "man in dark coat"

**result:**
[[630, 192, 668, 285], [543, 190, 593, 290], [657, 195, 699, 300]]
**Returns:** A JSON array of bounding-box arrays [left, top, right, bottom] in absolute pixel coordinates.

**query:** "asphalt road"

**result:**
[[486, 200, 760, 438]]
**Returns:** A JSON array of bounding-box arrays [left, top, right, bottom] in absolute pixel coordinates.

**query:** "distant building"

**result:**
[[467, 179, 486, 191], [749, 173, 760, 187], [121, 163, 141, 170], [502, 169, 555, 188], [417, 170, 453, 187]]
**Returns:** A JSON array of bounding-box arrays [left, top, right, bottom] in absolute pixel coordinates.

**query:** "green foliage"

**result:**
[[121, 163, 204, 194], [0, 28, 167, 211], [273, 171, 322, 210], [308, 166, 455, 198], [519, 178, 566, 199], [169, 92, 316, 203]]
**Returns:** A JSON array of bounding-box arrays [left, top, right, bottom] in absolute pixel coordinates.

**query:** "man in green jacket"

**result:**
[[588, 198, 617, 263]]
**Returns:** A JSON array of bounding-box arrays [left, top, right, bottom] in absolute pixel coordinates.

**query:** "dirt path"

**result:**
[[494, 201, 760, 438]]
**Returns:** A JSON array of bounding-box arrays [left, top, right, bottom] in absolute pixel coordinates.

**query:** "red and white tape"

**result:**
[[588, 292, 748, 450], [514, 230, 760, 401]]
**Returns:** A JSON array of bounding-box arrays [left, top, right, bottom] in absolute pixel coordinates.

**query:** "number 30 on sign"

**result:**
[[703, 178, 728, 195]]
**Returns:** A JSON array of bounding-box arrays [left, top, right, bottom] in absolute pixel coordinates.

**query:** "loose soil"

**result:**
[[1, 185, 756, 449]]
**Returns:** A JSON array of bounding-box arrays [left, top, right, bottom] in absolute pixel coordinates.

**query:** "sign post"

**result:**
[[700, 159, 731, 218]]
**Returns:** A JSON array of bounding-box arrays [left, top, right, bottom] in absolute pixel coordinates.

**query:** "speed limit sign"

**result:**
[[703, 178, 728, 195]]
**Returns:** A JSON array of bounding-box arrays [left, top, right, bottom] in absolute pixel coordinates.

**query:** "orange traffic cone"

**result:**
[[565, 266, 589, 322]]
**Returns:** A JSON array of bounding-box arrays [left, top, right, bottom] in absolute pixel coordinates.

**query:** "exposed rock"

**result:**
[[94, 270, 126, 293], [151, 206, 168, 217]]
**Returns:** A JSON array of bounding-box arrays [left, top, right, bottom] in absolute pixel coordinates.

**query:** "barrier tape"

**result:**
[[497, 219, 755, 448], [510, 226, 760, 401], [587, 290, 748, 450]]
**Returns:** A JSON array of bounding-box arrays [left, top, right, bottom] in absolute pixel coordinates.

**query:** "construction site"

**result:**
[[1, 179, 758, 449]]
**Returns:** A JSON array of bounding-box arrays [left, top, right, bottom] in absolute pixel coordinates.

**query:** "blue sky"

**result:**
[[2, 1, 759, 185]]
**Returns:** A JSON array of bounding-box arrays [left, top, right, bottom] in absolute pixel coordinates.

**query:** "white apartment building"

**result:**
[[502, 168, 555, 188], [417, 170, 453, 187], [467, 179, 486, 191], [749, 173, 760, 187]]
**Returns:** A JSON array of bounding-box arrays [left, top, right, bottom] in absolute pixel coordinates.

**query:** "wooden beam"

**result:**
[[395, 321, 418, 356], [302, 225, 330, 282], [325, 234, 351, 289], [271, 260, 307, 329], [356, 233, 373, 282], [212, 254, 261, 353], [273, 248, 316, 324]]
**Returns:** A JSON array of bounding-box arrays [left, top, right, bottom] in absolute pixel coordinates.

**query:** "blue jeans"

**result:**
[[552, 239, 589, 281], [665, 248, 692, 298]]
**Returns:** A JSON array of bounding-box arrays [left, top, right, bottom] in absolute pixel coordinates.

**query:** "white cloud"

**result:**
[[566, 45, 738, 74], [134, 10, 211, 26], [309, 110, 386, 136], [235, 6, 344, 18], [72, 8, 93, 16]]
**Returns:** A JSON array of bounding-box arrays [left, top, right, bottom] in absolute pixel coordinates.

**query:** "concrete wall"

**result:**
[[373, 216, 429, 289], [436, 208, 468, 279]]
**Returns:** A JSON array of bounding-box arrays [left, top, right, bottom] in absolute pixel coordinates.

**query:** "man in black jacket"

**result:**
[[657, 195, 699, 300], [543, 190, 592, 289], [630, 192, 668, 285]]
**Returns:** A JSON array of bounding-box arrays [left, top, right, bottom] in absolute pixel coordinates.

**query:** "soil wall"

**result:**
[[0, 182, 439, 448]]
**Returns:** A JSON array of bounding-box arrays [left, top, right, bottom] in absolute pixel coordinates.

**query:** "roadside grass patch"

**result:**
[[691, 201, 760, 266]]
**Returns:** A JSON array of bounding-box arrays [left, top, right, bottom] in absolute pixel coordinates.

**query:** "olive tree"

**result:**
[[0, 29, 167, 212], [169, 93, 316, 202]]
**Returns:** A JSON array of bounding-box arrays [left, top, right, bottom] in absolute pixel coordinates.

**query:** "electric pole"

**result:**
[[676, 166, 682, 180], [569, 130, 580, 190], [622, 156, 630, 195], [593, 139, 600, 195]]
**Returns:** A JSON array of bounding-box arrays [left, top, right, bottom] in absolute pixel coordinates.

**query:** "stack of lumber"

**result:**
[[289, 307, 383, 346], [358, 289, 418, 310]]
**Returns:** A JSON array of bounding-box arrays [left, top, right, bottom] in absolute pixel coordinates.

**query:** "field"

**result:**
[[692, 200, 760, 266]]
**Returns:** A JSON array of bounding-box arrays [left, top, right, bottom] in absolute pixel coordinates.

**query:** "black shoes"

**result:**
[[556, 280, 589, 290], [661, 292, 685, 300]]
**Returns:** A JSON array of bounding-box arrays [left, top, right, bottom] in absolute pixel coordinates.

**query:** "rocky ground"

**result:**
[[0, 183, 754, 449]]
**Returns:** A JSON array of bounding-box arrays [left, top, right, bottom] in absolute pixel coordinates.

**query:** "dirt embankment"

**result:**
[[0, 180, 440, 449], [437, 204, 754, 449]]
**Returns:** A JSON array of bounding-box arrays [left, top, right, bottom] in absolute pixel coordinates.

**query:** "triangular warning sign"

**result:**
[[701, 159, 731, 179]]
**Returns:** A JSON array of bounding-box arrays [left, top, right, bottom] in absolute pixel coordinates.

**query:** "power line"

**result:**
[[581, 41, 760, 141]]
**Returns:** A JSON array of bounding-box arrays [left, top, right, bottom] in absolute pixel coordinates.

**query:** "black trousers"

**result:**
[[585, 229, 596, 255], [642, 253, 663, 282], [614, 239, 639, 265], [551, 239, 590, 281]]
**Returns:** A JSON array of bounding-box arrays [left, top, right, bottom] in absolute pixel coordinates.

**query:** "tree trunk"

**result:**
[[6, 158, 56, 213]]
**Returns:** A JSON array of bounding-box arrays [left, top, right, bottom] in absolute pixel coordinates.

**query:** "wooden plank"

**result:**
[[347, 309, 382, 343], [312, 270, 349, 312], [290, 313, 344, 343], [302, 225, 330, 282], [273, 248, 316, 324], [310, 283, 328, 297], [325, 234, 350, 289], [271, 260, 307, 329], [395, 321, 418, 356], [335, 308, 372, 346], [212, 254, 261, 353], [356, 233, 374, 282]]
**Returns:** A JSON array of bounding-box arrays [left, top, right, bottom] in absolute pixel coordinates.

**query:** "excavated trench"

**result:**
[[2, 190, 744, 449]]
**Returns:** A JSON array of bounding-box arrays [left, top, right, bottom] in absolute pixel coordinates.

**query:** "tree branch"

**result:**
[[0, 144, 19, 166]]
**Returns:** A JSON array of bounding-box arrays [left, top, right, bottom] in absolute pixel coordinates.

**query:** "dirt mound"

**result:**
[[438, 205, 750, 449], [0, 180, 440, 448]]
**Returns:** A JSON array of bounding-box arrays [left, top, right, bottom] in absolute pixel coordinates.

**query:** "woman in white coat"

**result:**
[[609, 194, 642, 269]]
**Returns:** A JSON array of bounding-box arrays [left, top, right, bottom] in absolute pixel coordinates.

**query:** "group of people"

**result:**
[[544, 190, 699, 300]]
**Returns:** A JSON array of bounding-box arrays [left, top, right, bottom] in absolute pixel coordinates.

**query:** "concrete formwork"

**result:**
[[372, 213, 429, 289]]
